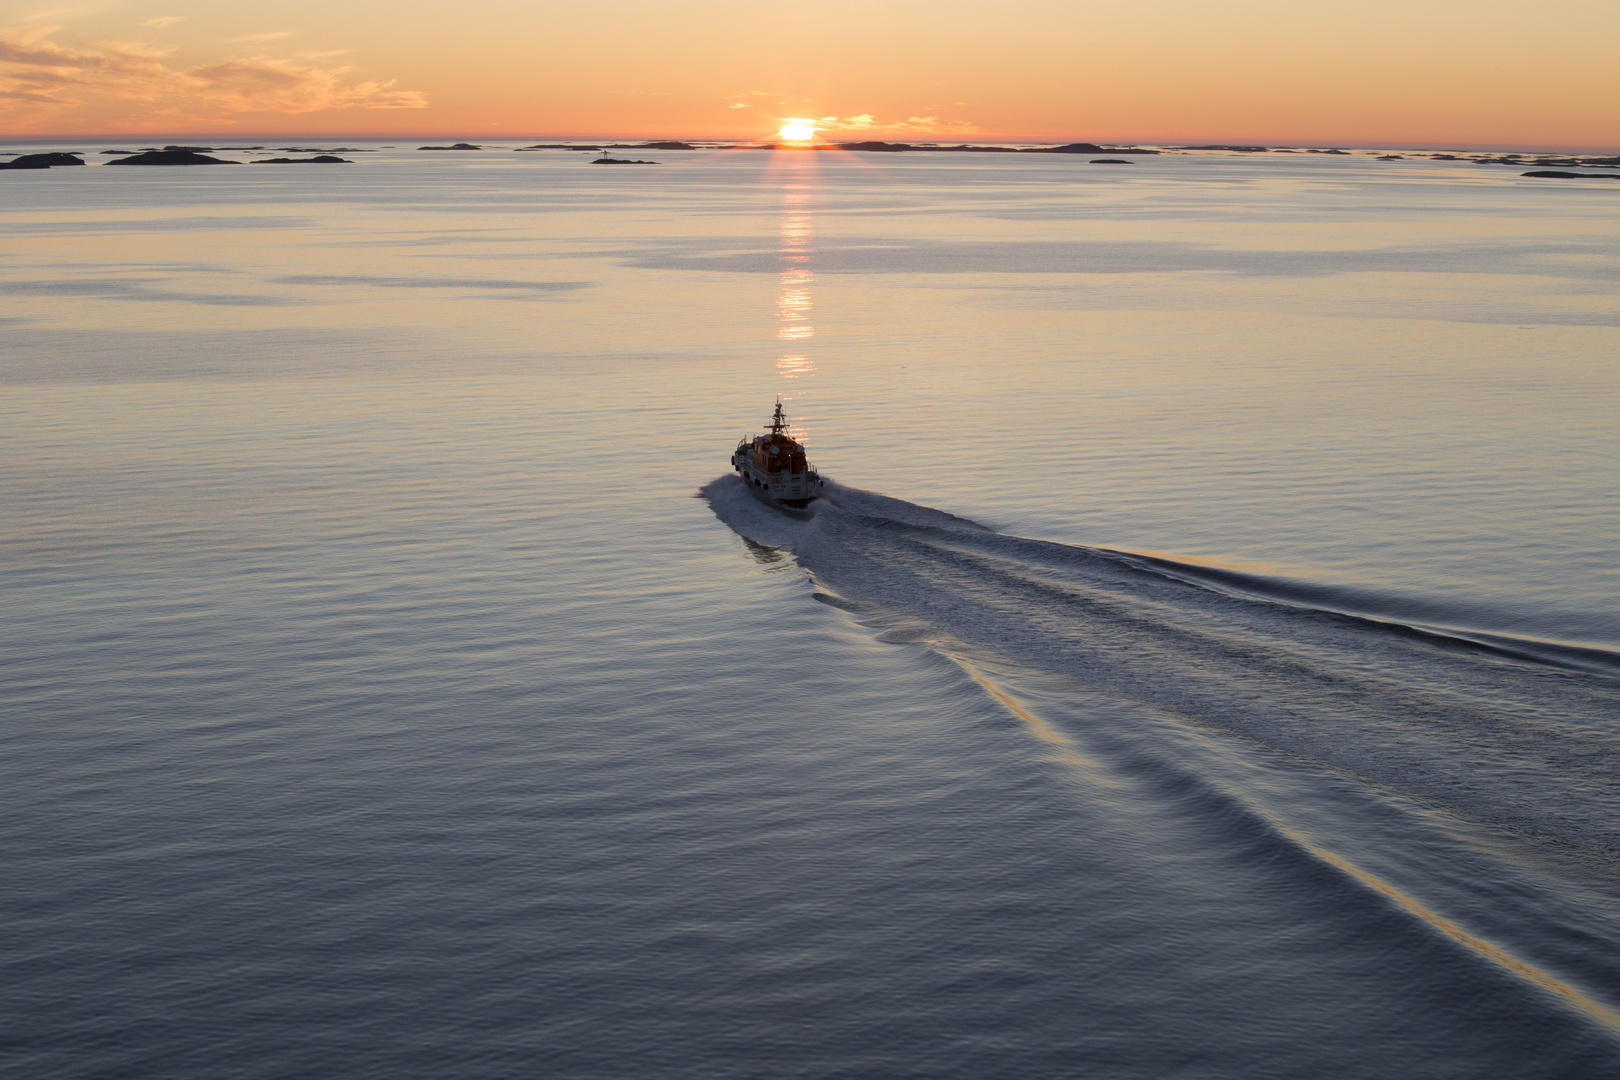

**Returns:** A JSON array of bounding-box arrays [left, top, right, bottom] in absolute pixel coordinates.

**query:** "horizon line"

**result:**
[[2, 133, 1617, 155]]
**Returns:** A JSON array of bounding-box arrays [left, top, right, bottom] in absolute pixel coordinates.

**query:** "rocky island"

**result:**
[[0, 152, 85, 169], [106, 150, 240, 165], [834, 141, 1158, 155], [1522, 171, 1620, 180]]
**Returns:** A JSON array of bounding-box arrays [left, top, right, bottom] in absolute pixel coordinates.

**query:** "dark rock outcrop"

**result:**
[[837, 141, 1158, 155], [0, 152, 85, 169], [106, 150, 240, 165], [1038, 143, 1159, 154], [1175, 145, 1268, 152], [249, 155, 352, 164], [418, 143, 482, 150], [590, 157, 658, 164], [1089, 159, 1132, 164], [611, 141, 696, 150], [1522, 171, 1620, 180], [1526, 156, 1618, 168]]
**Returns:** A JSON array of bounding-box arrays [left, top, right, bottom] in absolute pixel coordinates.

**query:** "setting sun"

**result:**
[[779, 122, 816, 142]]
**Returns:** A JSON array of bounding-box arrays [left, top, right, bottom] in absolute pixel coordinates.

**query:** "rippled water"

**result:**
[[4, 146, 1619, 1078]]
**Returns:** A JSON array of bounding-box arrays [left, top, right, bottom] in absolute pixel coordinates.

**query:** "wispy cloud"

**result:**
[[227, 31, 296, 44], [139, 16, 181, 28], [0, 25, 426, 114], [774, 112, 979, 137], [829, 113, 979, 136]]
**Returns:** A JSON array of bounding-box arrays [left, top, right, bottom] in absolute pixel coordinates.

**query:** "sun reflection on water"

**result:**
[[775, 186, 817, 383], [777, 354, 814, 377]]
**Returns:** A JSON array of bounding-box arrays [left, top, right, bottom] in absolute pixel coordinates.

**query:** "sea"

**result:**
[[3, 143, 1619, 1078]]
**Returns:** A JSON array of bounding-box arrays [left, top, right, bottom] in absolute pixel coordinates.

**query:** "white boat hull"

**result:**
[[733, 450, 823, 508]]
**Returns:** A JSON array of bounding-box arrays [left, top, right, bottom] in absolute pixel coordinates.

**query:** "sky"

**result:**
[[2, 0, 1616, 149]]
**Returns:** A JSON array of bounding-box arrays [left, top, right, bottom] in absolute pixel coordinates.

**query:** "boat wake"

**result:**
[[703, 475, 1620, 861]]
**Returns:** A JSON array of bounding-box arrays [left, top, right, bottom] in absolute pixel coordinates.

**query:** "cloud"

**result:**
[[728, 102, 750, 108], [227, 31, 296, 44], [0, 26, 426, 113], [139, 16, 182, 28], [0, 86, 61, 102], [772, 113, 978, 138], [828, 113, 979, 136]]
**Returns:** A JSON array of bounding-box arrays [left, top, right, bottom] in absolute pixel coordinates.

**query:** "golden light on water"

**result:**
[[777, 188, 815, 347], [777, 354, 814, 378], [774, 182, 818, 393]]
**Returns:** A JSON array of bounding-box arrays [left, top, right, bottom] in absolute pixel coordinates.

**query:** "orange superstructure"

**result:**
[[732, 399, 825, 508]]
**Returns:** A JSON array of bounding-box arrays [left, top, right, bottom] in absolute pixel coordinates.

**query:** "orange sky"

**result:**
[[3, 0, 1616, 149]]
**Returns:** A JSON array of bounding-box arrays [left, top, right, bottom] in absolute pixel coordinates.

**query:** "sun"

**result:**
[[779, 122, 816, 143]]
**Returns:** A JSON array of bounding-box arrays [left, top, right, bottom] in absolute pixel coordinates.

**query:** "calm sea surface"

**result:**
[[4, 145, 1619, 1078]]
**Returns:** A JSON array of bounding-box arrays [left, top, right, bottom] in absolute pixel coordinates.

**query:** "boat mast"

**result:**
[[768, 398, 788, 435]]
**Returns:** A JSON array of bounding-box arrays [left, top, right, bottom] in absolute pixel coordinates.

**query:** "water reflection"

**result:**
[[777, 354, 814, 377], [776, 188, 816, 375]]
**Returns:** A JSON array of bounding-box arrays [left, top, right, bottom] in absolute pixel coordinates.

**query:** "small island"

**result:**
[[250, 155, 353, 164], [0, 152, 85, 170], [418, 143, 482, 150], [834, 141, 1158, 155], [106, 150, 240, 165]]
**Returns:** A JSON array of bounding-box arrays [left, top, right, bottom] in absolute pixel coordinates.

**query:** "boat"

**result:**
[[732, 399, 825, 508]]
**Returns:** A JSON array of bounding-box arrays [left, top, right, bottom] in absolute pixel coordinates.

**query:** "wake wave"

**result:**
[[1107, 548, 1620, 678], [704, 476, 1620, 856]]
